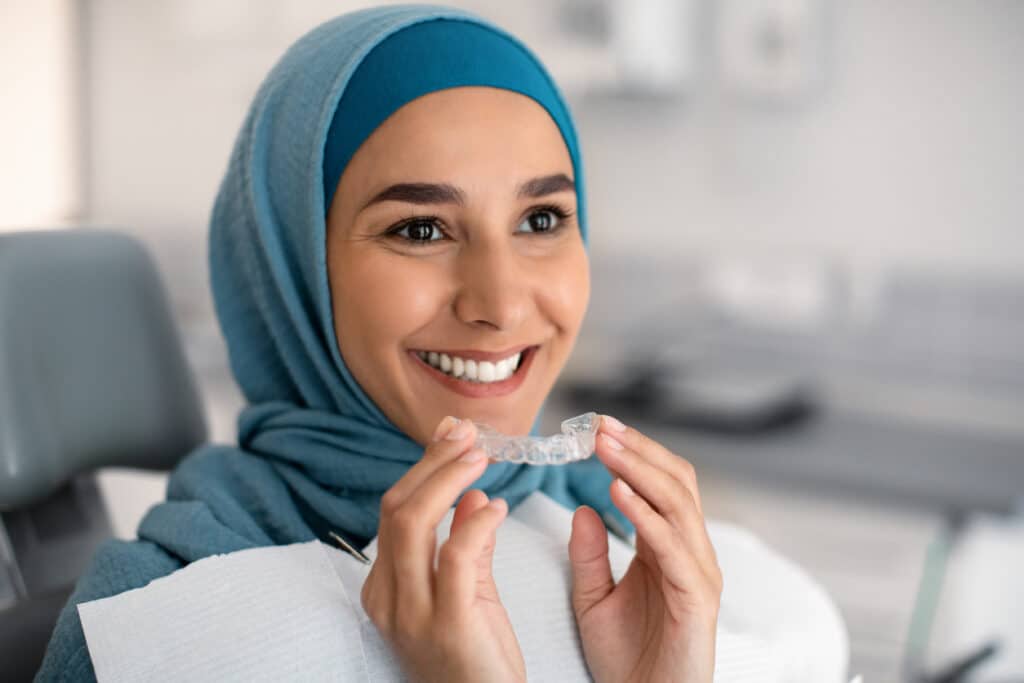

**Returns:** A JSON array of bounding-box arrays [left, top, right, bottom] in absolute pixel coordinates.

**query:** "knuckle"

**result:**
[[390, 504, 421, 532], [677, 483, 699, 511], [712, 567, 724, 594], [380, 488, 402, 515], [676, 458, 697, 484]]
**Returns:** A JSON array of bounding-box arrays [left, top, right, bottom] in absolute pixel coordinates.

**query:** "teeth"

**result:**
[[478, 361, 495, 382], [417, 348, 526, 383]]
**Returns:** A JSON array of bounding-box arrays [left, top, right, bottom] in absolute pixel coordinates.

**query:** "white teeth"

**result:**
[[416, 348, 528, 383], [478, 361, 496, 382]]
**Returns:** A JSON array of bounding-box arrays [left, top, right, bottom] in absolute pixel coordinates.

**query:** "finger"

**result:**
[[451, 489, 489, 536], [451, 490, 496, 589], [385, 448, 489, 609], [610, 478, 707, 592], [380, 417, 479, 516], [568, 505, 615, 620], [599, 415, 702, 514], [594, 433, 706, 546], [397, 449, 489, 536], [436, 498, 509, 622]]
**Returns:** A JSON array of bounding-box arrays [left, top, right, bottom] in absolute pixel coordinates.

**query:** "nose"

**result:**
[[452, 239, 532, 332]]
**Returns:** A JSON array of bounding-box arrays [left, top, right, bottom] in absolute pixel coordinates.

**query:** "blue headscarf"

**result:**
[[37, 11, 635, 678], [37, 10, 628, 677], [139, 4, 627, 557]]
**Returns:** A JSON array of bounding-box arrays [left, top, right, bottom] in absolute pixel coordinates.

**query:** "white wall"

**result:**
[[577, 1, 1024, 277], [0, 0, 81, 228], [80, 0, 1024, 324]]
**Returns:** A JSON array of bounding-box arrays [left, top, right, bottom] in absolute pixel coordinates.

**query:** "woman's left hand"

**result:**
[[569, 415, 723, 683]]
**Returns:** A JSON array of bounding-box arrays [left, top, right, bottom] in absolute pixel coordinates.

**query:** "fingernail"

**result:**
[[617, 478, 635, 496], [446, 419, 474, 441], [602, 415, 626, 433], [432, 416, 458, 442], [601, 433, 624, 451], [488, 497, 507, 511], [458, 447, 486, 463]]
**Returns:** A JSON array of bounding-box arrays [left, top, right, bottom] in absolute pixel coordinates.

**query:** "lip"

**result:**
[[409, 345, 538, 398]]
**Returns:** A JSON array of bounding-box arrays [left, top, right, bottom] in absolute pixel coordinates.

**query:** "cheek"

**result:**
[[333, 255, 447, 358], [537, 245, 590, 335]]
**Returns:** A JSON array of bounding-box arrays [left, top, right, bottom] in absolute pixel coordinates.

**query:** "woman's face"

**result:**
[[326, 86, 589, 446]]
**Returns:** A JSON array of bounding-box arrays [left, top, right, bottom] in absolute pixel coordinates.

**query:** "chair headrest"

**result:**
[[0, 229, 207, 509]]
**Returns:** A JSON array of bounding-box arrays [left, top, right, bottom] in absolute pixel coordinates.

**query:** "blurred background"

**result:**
[[2, 1, 1022, 681]]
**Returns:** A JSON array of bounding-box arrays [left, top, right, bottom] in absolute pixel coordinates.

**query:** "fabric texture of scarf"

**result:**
[[37, 6, 626, 681]]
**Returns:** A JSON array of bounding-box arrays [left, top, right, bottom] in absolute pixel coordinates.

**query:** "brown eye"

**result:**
[[392, 219, 444, 244], [516, 209, 561, 234]]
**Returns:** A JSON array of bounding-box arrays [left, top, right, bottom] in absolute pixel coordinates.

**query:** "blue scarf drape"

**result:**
[[38, 8, 626, 680], [146, 4, 628, 556]]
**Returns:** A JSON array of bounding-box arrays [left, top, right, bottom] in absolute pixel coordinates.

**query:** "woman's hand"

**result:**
[[361, 416, 526, 683], [569, 415, 722, 683]]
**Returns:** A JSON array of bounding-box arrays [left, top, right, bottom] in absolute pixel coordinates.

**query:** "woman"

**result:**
[[38, 5, 808, 682]]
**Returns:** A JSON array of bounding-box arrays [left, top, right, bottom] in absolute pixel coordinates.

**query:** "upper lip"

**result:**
[[412, 344, 535, 363]]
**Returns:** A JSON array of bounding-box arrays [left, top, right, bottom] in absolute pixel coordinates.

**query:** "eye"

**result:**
[[516, 207, 569, 235], [389, 218, 446, 245]]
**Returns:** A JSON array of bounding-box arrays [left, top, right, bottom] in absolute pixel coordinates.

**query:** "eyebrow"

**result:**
[[360, 173, 575, 212], [516, 173, 575, 198]]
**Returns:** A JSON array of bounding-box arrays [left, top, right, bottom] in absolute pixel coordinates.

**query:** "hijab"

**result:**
[[36, 10, 628, 678], [134, 1, 638, 575]]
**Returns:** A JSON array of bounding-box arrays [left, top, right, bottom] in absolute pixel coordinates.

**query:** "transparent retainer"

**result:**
[[472, 412, 598, 465]]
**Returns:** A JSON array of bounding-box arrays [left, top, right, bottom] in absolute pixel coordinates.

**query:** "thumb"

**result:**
[[569, 505, 615, 618]]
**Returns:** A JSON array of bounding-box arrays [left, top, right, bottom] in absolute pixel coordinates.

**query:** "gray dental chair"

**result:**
[[0, 229, 207, 681]]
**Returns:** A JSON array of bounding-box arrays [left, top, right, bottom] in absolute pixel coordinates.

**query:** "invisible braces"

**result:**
[[472, 412, 598, 465]]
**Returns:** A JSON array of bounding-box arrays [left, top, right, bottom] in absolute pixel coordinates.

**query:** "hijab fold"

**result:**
[[146, 4, 629, 561], [37, 10, 631, 678], [37, 10, 635, 679]]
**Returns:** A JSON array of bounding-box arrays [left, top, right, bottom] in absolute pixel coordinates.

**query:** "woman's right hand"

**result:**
[[361, 416, 526, 683]]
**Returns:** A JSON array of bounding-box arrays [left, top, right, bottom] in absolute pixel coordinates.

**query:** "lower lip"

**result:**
[[410, 347, 537, 398]]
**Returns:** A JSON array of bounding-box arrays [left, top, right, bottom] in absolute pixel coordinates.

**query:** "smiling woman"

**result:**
[[35, 6, 733, 683]]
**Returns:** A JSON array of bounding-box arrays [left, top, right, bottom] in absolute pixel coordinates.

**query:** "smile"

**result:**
[[409, 345, 538, 398]]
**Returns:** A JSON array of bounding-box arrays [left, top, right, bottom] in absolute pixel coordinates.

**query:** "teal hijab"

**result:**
[[37, 8, 626, 680], [150, 3, 628, 553]]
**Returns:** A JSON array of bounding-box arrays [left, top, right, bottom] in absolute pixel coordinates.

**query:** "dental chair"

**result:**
[[0, 229, 207, 681]]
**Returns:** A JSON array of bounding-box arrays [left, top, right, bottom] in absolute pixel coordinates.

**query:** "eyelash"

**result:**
[[384, 204, 575, 246]]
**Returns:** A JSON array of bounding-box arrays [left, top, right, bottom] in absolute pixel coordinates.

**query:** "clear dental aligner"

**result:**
[[472, 412, 598, 465]]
